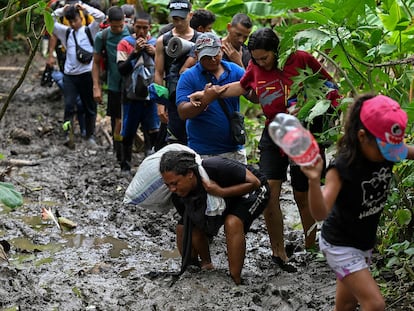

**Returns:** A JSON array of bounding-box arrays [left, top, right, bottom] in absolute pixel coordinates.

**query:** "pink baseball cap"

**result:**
[[360, 95, 408, 162]]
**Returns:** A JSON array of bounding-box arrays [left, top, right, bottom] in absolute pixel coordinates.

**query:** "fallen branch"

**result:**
[[99, 127, 112, 146], [0, 159, 39, 167]]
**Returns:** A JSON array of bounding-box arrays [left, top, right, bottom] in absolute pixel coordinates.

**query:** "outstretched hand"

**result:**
[[188, 83, 228, 107]]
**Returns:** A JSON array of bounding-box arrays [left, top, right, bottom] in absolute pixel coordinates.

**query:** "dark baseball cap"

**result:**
[[195, 32, 222, 60], [168, 0, 191, 19]]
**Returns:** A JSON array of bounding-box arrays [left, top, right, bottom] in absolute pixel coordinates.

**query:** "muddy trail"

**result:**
[[1, 52, 338, 311]]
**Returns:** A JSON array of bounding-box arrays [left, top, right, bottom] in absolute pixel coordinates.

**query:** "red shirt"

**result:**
[[240, 50, 333, 125]]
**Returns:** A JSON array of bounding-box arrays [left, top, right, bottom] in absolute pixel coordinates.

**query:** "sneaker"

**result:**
[[86, 137, 98, 149], [271, 256, 297, 273]]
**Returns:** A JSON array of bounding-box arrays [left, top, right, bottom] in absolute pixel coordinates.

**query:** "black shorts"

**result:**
[[224, 183, 270, 233], [106, 90, 122, 118], [259, 128, 326, 192], [176, 183, 270, 235]]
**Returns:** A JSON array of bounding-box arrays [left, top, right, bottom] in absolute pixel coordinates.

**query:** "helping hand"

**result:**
[[202, 179, 222, 197]]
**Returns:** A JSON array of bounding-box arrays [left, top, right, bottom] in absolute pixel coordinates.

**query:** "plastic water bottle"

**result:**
[[268, 113, 320, 166]]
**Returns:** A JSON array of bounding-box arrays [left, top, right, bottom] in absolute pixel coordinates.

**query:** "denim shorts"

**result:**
[[319, 236, 372, 280]]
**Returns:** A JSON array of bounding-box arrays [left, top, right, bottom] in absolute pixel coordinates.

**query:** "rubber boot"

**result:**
[[143, 129, 155, 156], [120, 140, 132, 172], [113, 134, 123, 163]]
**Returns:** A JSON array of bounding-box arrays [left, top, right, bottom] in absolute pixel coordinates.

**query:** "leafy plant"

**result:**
[[0, 182, 23, 209]]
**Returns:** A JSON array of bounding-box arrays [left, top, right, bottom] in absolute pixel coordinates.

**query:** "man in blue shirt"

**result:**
[[176, 32, 246, 163]]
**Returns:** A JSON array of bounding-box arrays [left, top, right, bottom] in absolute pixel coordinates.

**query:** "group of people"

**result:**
[[45, 1, 414, 310]]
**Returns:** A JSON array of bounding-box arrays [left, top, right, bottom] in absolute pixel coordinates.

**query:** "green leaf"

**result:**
[[379, 0, 402, 31], [44, 12, 54, 35], [0, 182, 23, 209], [404, 247, 414, 256], [396, 209, 412, 226], [26, 10, 31, 33], [294, 11, 330, 25], [386, 256, 399, 267], [205, 0, 246, 15], [245, 2, 281, 19], [377, 44, 398, 55], [297, 100, 316, 121], [308, 99, 331, 122], [271, 0, 317, 10], [294, 29, 332, 50]]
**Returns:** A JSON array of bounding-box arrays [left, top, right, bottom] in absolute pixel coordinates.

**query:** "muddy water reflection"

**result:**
[[64, 234, 129, 258]]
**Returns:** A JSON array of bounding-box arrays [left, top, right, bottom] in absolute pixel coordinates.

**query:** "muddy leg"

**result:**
[[224, 215, 245, 285], [293, 190, 316, 249], [263, 179, 288, 261], [176, 224, 211, 268]]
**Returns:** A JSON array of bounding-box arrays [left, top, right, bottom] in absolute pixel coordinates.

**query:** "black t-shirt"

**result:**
[[172, 157, 247, 215], [322, 155, 394, 250]]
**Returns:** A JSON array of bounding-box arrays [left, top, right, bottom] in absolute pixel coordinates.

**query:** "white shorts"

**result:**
[[319, 236, 372, 280]]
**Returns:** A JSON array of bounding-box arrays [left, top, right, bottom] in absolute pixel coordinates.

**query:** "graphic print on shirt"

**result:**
[[359, 167, 392, 219], [256, 79, 284, 107]]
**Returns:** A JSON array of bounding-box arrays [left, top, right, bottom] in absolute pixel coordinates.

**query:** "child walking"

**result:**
[[301, 94, 414, 310]]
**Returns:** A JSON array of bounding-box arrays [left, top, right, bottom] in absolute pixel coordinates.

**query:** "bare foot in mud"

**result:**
[[201, 262, 214, 270]]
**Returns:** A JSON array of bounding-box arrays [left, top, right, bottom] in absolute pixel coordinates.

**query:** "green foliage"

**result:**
[[198, 0, 414, 298], [0, 40, 24, 55], [0, 182, 23, 209]]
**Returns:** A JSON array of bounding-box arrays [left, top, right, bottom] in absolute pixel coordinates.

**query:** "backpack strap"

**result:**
[[85, 27, 94, 47], [127, 24, 134, 34], [101, 27, 109, 53], [65, 27, 71, 43], [162, 30, 173, 47], [66, 27, 94, 47]]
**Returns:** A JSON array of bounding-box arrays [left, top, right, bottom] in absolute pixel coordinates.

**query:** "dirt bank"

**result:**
[[0, 52, 342, 311]]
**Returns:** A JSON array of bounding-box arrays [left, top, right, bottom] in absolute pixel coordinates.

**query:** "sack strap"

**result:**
[[202, 71, 232, 121]]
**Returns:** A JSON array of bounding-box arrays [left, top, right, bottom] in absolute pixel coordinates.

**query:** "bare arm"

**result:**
[[406, 145, 414, 160], [202, 168, 260, 198], [178, 84, 225, 120], [179, 56, 197, 74], [301, 159, 341, 221], [91, 52, 102, 103], [188, 81, 247, 107], [154, 36, 168, 124], [46, 34, 58, 67]]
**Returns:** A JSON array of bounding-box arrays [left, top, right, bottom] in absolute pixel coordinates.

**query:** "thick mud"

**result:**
[[0, 53, 338, 311]]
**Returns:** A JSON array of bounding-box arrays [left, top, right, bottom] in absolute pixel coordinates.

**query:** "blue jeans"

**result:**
[[121, 99, 160, 145], [52, 71, 86, 136], [63, 72, 96, 138]]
